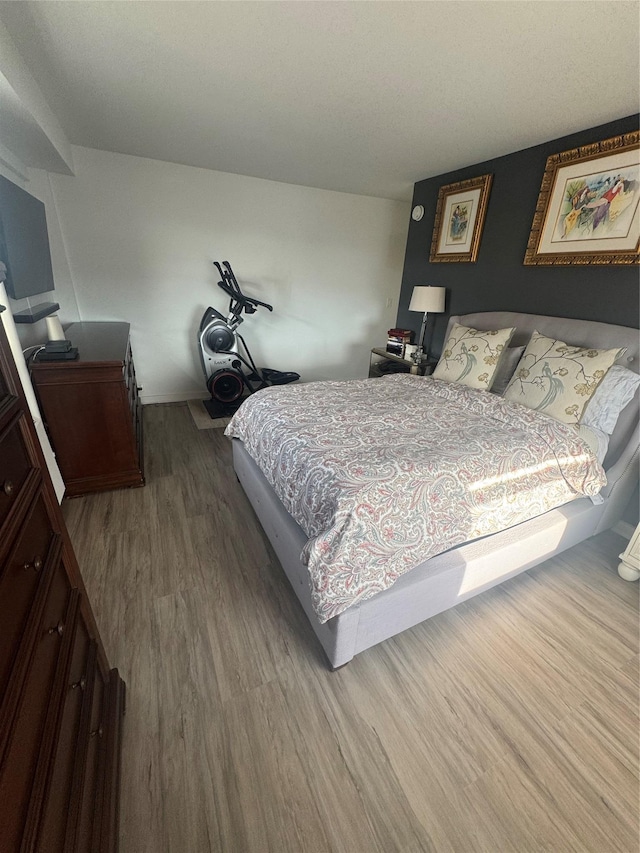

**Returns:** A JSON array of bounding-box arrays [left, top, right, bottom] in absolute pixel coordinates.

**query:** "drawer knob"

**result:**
[[24, 555, 43, 572], [48, 621, 64, 637], [71, 676, 87, 691], [3, 480, 14, 497]]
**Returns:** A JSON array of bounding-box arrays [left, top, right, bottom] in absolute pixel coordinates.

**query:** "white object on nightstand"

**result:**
[[618, 523, 640, 581]]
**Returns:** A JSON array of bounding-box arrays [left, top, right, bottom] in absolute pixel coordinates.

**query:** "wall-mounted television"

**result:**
[[0, 175, 55, 300]]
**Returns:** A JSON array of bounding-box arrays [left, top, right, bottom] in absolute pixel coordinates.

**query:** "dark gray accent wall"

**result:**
[[397, 114, 639, 358]]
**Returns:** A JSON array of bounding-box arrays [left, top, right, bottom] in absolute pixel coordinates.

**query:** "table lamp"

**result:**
[[408, 286, 446, 362]]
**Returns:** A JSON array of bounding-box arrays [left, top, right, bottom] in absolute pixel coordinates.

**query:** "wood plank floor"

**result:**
[[63, 402, 640, 853]]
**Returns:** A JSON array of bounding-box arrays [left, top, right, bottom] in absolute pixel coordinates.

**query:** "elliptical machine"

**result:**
[[198, 261, 300, 417]]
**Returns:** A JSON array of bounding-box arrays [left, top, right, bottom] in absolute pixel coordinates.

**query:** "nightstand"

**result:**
[[369, 347, 436, 378]]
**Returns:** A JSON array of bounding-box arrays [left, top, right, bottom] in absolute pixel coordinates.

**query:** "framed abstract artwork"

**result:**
[[429, 174, 492, 263], [524, 131, 640, 265]]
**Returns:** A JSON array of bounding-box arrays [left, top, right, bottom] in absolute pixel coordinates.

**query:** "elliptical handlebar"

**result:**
[[213, 261, 273, 315]]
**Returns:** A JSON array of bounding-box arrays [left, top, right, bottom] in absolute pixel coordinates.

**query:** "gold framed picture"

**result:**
[[524, 131, 640, 265], [429, 174, 492, 263]]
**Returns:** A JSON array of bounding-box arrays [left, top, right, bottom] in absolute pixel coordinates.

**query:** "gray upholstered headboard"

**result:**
[[446, 313, 639, 519], [448, 312, 639, 373]]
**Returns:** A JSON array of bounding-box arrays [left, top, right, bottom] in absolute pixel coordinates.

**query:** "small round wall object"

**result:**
[[411, 205, 424, 222]]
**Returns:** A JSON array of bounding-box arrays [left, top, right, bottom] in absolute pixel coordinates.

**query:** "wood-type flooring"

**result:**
[[63, 402, 640, 853]]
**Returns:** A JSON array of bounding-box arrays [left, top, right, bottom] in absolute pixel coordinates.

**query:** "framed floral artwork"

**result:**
[[524, 131, 640, 265], [429, 174, 492, 263]]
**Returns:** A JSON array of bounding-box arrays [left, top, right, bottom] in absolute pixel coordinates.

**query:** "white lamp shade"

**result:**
[[409, 286, 446, 314]]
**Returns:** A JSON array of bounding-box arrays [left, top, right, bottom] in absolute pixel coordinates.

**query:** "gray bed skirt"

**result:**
[[234, 439, 611, 668]]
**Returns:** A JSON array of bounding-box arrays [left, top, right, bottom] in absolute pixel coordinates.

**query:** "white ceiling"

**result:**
[[0, 1, 638, 200]]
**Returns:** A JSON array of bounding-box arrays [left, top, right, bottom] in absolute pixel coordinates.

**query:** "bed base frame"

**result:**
[[232, 312, 640, 668]]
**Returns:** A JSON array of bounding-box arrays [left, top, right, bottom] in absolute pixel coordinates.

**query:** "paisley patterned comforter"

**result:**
[[225, 374, 606, 623]]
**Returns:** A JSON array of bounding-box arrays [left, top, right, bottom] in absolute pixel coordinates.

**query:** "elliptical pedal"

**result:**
[[202, 397, 245, 419]]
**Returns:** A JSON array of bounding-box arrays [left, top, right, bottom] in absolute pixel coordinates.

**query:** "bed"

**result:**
[[227, 312, 640, 668]]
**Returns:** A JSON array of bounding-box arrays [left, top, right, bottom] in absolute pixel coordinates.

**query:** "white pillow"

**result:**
[[580, 365, 640, 434], [576, 424, 610, 466]]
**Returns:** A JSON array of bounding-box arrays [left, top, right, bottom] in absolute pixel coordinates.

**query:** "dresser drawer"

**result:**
[[33, 620, 93, 852], [0, 414, 37, 541], [0, 561, 76, 851], [0, 492, 57, 704], [74, 657, 108, 852]]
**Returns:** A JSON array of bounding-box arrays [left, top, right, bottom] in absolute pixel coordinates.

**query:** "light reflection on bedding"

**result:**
[[468, 454, 592, 491]]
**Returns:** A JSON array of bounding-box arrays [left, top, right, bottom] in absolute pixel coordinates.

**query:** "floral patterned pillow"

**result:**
[[433, 323, 515, 391], [503, 331, 625, 425]]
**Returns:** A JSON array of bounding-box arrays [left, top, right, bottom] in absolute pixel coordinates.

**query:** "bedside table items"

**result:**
[[404, 344, 419, 361], [386, 327, 414, 358], [369, 347, 435, 378], [410, 345, 435, 368], [408, 285, 446, 362]]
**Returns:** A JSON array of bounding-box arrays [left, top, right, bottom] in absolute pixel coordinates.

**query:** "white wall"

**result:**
[[38, 146, 409, 403]]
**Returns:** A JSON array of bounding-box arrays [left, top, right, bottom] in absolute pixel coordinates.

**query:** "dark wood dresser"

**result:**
[[30, 322, 144, 497], [0, 308, 125, 851]]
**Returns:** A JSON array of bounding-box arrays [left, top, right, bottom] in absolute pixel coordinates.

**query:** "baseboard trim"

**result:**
[[613, 520, 635, 540], [140, 392, 205, 405]]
